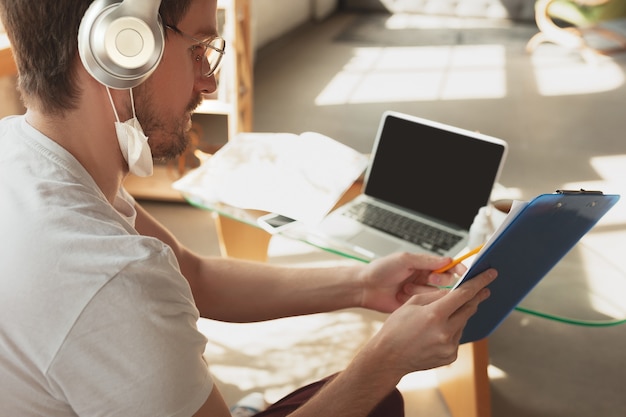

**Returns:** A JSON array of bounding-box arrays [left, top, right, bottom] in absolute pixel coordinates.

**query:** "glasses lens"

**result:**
[[203, 38, 226, 77]]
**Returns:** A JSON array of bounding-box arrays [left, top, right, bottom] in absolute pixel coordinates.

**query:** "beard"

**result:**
[[131, 86, 204, 162]]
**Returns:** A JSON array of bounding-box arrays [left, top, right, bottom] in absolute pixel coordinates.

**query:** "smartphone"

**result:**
[[257, 213, 298, 234]]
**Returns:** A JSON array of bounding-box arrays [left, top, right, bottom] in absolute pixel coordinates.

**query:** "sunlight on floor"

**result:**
[[560, 154, 626, 320], [561, 234, 626, 320], [314, 42, 625, 105], [198, 309, 387, 404], [562, 154, 626, 226], [382, 10, 517, 29], [315, 13, 625, 105], [531, 49, 625, 96], [315, 44, 507, 105], [398, 369, 440, 390], [487, 364, 507, 380]]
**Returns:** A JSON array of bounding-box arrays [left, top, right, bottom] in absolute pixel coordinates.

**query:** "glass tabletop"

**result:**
[[185, 193, 626, 328]]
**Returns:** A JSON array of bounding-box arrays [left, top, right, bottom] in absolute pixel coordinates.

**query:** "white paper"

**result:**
[[173, 132, 369, 224], [452, 199, 528, 290]]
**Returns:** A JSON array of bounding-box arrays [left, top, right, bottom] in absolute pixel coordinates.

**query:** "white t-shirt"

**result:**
[[0, 116, 213, 416]]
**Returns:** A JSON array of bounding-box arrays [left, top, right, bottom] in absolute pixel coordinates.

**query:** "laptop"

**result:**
[[311, 111, 508, 260]]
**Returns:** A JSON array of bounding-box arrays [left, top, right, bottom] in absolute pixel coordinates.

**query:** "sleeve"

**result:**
[[46, 247, 214, 417]]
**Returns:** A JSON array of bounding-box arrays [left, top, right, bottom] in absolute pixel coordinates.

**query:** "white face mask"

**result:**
[[107, 87, 153, 177]]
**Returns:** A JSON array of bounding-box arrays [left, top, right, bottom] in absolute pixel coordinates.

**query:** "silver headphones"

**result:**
[[78, 0, 164, 89]]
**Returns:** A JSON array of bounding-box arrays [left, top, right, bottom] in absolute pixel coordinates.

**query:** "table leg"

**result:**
[[212, 213, 271, 261]]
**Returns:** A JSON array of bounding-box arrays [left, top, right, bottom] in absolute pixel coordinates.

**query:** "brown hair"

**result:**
[[0, 0, 191, 114]]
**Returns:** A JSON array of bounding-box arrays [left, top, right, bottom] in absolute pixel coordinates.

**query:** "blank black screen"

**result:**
[[364, 113, 507, 230]]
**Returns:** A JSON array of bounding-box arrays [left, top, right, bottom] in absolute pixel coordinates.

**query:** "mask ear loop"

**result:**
[[128, 88, 138, 121], [106, 87, 121, 123], [106, 87, 137, 123]]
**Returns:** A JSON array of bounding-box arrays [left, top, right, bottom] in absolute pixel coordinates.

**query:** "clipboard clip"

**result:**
[[556, 189, 604, 195]]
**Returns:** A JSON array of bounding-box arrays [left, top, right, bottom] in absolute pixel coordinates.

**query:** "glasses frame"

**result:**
[[165, 25, 226, 78]]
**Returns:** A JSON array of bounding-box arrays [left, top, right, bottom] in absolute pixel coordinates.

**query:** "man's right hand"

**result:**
[[361, 267, 497, 377]]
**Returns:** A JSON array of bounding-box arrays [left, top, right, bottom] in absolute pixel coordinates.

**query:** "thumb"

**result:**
[[406, 288, 448, 306]]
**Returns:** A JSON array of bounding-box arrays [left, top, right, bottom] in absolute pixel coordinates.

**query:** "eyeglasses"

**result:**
[[166, 25, 226, 78]]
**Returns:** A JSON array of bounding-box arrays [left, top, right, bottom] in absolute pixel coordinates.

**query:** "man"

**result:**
[[0, 1, 497, 416]]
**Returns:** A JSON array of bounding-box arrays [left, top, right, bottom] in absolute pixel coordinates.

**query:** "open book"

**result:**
[[455, 190, 620, 344], [173, 132, 368, 224]]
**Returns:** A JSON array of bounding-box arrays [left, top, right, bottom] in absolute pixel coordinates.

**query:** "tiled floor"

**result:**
[[143, 10, 626, 417]]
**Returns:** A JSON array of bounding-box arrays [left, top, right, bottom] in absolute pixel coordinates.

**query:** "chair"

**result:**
[[527, 0, 626, 62]]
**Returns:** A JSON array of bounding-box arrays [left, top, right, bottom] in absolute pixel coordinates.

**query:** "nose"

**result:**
[[198, 73, 218, 95]]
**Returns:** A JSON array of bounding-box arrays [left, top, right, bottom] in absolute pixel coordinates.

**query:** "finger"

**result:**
[[440, 292, 489, 348], [402, 252, 460, 275], [428, 270, 460, 288], [424, 255, 454, 272], [404, 287, 448, 306], [448, 262, 468, 276], [428, 263, 467, 287], [454, 268, 497, 298], [434, 269, 497, 315], [402, 278, 445, 295], [450, 287, 491, 325]]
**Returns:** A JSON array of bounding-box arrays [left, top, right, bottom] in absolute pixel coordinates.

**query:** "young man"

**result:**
[[0, 1, 497, 416]]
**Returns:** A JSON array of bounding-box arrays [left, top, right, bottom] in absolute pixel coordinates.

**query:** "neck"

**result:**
[[25, 82, 129, 204]]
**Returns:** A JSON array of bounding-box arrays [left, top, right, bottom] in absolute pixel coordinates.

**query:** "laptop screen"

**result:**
[[363, 112, 508, 230]]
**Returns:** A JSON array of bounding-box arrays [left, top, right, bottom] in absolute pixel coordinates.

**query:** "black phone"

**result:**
[[257, 213, 298, 234]]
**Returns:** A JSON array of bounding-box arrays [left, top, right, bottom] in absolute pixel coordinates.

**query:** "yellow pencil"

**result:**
[[433, 244, 484, 274]]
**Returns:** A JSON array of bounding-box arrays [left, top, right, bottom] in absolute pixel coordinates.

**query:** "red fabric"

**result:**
[[255, 374, 404, 417]]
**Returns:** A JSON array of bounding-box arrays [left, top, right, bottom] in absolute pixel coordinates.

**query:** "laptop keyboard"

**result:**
[[342, 201, 462, 254]]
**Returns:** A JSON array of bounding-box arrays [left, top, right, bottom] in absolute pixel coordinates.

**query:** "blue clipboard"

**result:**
[[456, 190, 620, 344]]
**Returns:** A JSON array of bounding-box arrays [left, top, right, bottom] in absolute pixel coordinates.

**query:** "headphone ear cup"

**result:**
[[78, 0, 164, 89]]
